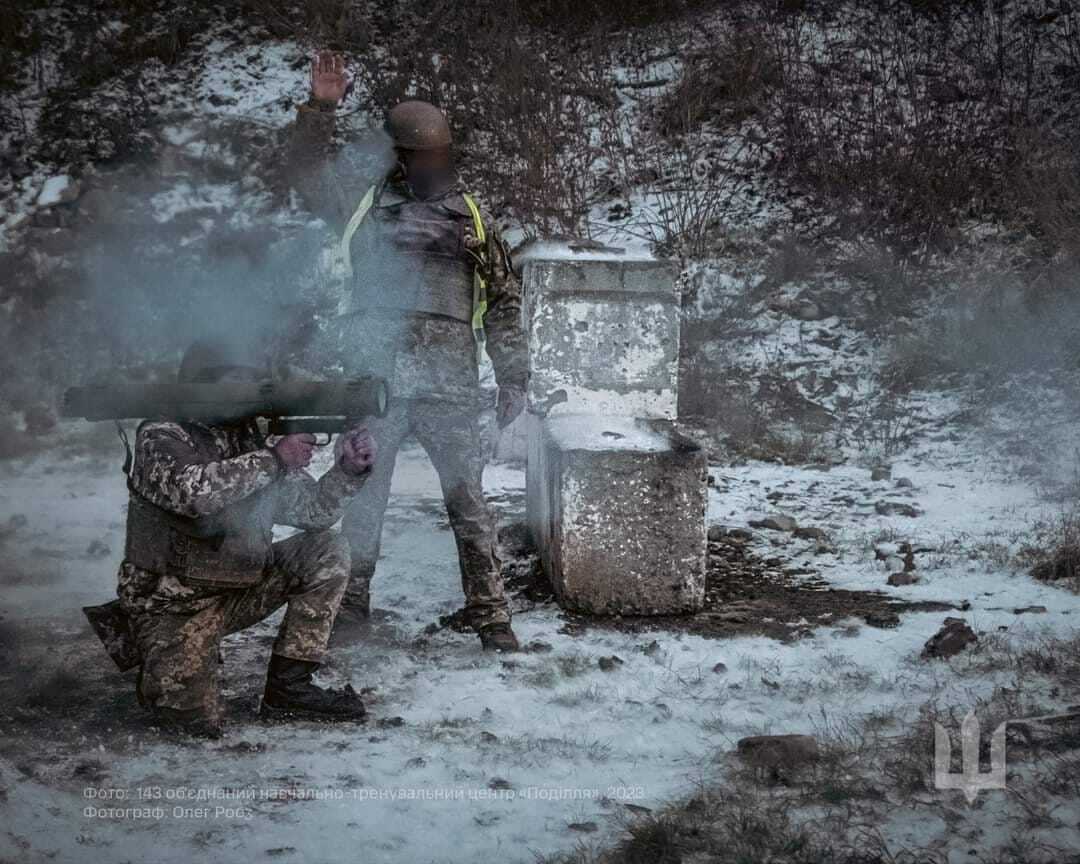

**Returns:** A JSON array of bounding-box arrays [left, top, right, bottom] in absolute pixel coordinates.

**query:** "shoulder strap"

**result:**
[[340, 184, 377, 278], [462, 193, 488, 346]]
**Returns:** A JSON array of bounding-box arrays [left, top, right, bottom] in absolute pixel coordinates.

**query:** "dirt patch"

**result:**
[[484, 527, 955, 643]]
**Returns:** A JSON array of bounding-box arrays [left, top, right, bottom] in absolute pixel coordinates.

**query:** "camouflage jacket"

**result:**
[[118, 418, 364, 607], [284, 99, 528, 397]]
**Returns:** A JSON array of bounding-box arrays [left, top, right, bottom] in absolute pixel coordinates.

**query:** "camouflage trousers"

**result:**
[[127, 530, 349, 723], [340, 397, 510, 630]]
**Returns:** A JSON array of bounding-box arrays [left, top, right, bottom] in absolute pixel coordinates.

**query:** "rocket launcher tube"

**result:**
[[61, 377, 390, 434]]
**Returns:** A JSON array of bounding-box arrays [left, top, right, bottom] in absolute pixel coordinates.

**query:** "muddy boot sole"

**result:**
[[259, 699, 367, 724]]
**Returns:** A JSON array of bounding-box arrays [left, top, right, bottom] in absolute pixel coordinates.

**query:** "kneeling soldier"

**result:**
[[104, 340, 377, 737]]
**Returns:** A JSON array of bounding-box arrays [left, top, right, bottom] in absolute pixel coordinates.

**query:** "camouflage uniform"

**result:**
[[285, 99, 527, 629], [117, 418, 366, 724]]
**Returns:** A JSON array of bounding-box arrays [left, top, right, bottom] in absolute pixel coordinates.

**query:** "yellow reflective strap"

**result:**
[[340, 185, 376, 278], [462, 193, 488, 344]]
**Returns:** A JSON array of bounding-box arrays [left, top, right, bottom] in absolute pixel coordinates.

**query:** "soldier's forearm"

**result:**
[[483, 271, 529, 389], [278, 465, 365, 530], [283, 99, 346, 224], [140, 449, 282, 519]]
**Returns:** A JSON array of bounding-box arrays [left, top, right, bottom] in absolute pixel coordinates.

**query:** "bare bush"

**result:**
[[758, 1, 1080, 253], [654, 22, 779, 137]]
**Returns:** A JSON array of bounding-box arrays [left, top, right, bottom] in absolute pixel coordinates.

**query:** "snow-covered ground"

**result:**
[[3, 8, 1080, 862], [2, 391, 1078, 862]]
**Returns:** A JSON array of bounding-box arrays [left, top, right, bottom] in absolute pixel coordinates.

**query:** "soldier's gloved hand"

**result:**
[[496, 385, 526, 430], [273, 433, 316, 470], [337, 426, 377, 475]]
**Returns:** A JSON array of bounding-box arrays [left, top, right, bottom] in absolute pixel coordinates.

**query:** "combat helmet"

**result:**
[[385, 100, 452, 151]]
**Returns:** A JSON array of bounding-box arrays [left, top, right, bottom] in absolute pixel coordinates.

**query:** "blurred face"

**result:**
[[400, 147, 454, 199], [403, 147, 452, 172]]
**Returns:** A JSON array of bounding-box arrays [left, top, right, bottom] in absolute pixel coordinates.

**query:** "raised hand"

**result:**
[[311, 50, 347, 105]]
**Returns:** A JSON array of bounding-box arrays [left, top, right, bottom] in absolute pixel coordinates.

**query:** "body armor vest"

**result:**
[[123, 422, 276, 590], [347, 189, 476, 325]]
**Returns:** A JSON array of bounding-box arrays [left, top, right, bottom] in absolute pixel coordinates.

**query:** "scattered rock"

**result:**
[[712, 662, 727, 674], [790, 299, 826, 321], [641, 640, 661, 657], [377, 716, 405, 728], [887, 570, 919, 586], [488, 777, 513, 790], [864, 610, 900, 629], [707, 524, 727, 542], [71, 759, 108, 782], [478, 731, 499, 744], [875, 501, 923, 518], [895, 477, 914, 488], [36, 174, 81, 207], [736, 734, 819, 772], [567, 821, 598, 833], [748, 514, 798, 532], [1013, 605, 1048, 615], [598, 655, 624, 671], [922, 617, 978, 659], [525, 640, 553, 653], [727, 528, 753, 543], [871, 466, 892, 481], [793, 526, 829, 541]]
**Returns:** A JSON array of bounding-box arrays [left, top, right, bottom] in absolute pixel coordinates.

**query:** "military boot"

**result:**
[[478, 622, 520, 653], [150, 706, 223, 740], [260, 654, 367, 723]]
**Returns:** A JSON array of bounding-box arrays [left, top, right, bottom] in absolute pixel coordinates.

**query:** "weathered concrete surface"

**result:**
[[527, 414, 708, 615], [522, 257, 681, 419]]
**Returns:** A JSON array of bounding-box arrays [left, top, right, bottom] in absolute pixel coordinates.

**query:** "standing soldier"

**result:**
[[88, 340, 379, 738], [284, 52, 526, 652]]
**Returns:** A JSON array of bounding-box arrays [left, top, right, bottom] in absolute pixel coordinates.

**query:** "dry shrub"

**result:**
[[758, 0, 1080, 252], [1011, 128, 1080, 264], [655, 24, 779, 137], [1028, 510, 1080, 585]]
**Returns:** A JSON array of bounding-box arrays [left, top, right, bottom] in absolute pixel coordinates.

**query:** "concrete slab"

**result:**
[[527, 414, 708, 615], [522, 257, 681, 419]]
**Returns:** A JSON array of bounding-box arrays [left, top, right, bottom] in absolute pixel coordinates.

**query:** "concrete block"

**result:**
[[522, 256, 681, 419], [527, 414, 707, 615]]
